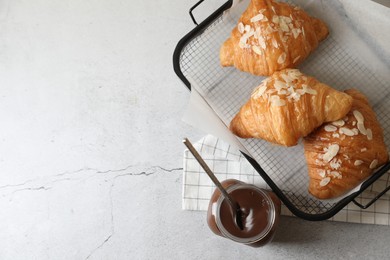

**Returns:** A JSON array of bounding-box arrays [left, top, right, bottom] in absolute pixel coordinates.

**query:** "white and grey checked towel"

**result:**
[[183, 135, 390, 225]]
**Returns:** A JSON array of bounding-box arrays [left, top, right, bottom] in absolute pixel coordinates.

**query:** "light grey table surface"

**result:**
[[0, 0, 389, 259]]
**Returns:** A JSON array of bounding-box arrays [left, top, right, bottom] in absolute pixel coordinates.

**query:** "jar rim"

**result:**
[[215, 184, 276, 244]]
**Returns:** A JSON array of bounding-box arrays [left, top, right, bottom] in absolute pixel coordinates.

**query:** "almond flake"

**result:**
[[272, 15, 279, 24], [330, 159, 342, 170], [318, 170, 326, 178], [353, 110, 364, 122], [271, 6, 276, 14], [274, 80, 286, 91], [281, 73, 292, 83], [323, 144, 340, 163], [361, 148, 367, 152], [324, 125, 337, 132], [293, 56, 300, 63], [251, 14, 264, 23], [339, 127, 355, 136], [272, 38, 278, 48], [353, 110, 367, 135], [352, 121, 357, 126], [352, 128, 359, 135], [292, 28, 300, 38], [366, 128, 373, 140], [283, 16, 292, 23], [354, 160, 364, 166], [252, 45, 262, 55], [252, 85, 267, 99], [280, 19, 289, 32], [258, 36, 266, 49], [332, 120, 345, 127], [357, 122, 367, 135], [288, 70, 302, 81], [238, 22, 244, 33], [330, 171, 342, 179], [369, 159, 378, 169], [244, 24, 251, 32], [302, 86, 317, 95], [270, 95, 286, 107], [277, 53, 287, 64], [332, 133, 340, 138], [320, 177, 331, 187]]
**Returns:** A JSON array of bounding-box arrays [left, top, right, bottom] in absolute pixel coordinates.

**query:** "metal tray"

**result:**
[[173, 0, 390, 220]]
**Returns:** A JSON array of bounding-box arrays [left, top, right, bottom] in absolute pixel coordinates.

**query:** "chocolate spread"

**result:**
[[207, 179, 281, 247]]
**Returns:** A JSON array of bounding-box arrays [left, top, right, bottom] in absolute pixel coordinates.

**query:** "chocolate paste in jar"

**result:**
[[207, 179, 281, 247]]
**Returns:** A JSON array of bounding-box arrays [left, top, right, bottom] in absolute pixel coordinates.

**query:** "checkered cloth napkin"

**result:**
[[182, 135, 390, 225]]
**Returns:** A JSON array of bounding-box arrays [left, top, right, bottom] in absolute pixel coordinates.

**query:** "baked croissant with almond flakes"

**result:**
[[229, 69, 352, 146], [220, 0, 329, 76], [303, 89, 389, 199]]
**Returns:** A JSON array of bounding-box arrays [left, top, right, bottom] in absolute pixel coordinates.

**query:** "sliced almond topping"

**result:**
[[244, 24, 251, 32], [330, 158, 342, 170], [354, 160, 364, 166], [274, 80, 286, 91], [339, 127, 355, 136], [361, 148, 367, 152], [251, 14, 264, 23], [252, 45, 262, 55], [330, 171, 342, 179], [281, 73, 292, 83], [302, 85, 317, 95], [352, 128, 359, 135], [252, 85, 267, 99], [272, 38, 278, 48], [272, 15, 279, 24], [353, 110, 364, 122], [270, 95, 286, 107], [332, 133, 340, 138], [258, 36, 266, 49], [293, 56, 300, 63], [357, 122, 367, 135], [323, 144, 340, 163], [292, 28, 300, 38], [271, 6, 276, 14], [277, 53, 287, 64], [324, 125, 337, 132], [332, 120, 345, 127], [280, 19, 289, 32], [352, 121, 357, 126], [366, 128, 373, 140], [370, 159, 378, 169], [318, 170, 326, 178], [238, 22, 244, 33], [320, 177, 331, 187]]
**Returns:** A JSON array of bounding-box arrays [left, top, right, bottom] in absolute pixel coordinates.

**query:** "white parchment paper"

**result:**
[[181, 0, 390, 204]]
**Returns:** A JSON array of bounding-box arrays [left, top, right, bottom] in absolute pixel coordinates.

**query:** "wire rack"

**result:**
[[174, 0, 390, 219]]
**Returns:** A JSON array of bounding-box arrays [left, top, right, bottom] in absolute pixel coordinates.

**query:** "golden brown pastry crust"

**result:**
[[304, 89, 389, 199], [230, 69, 353, 146], [220, 0, 329, 76]]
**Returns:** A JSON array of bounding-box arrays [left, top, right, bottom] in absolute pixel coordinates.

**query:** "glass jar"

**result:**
[[207, 179, 281, 247]]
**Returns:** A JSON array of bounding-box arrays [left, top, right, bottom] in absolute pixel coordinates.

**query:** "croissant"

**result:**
[[303, 89, 389, 199], [220, 0, 329, 76], [230, 69, 353, 146]]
